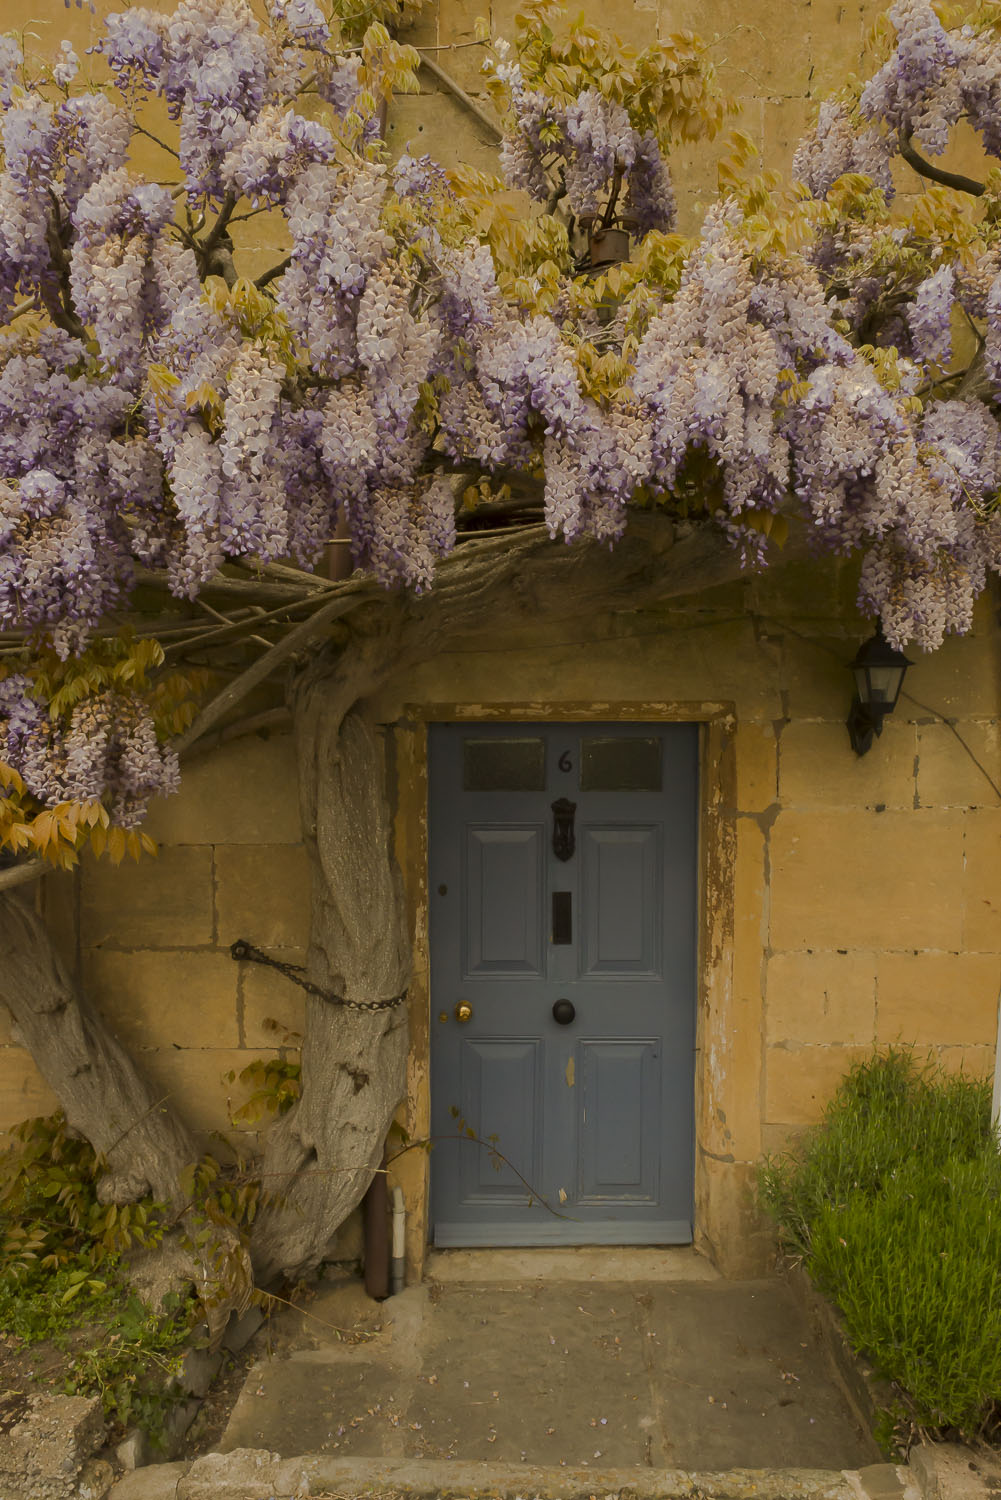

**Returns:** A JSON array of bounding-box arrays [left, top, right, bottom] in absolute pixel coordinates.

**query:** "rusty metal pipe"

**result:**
[[363, 1153, 390, 1301]]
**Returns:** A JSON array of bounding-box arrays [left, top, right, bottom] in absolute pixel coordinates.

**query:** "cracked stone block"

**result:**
[[857, 1464, 911, 1500], [106, 1460, 190, 1499], [221, 1305, 265, 1353], [116, 1429, 151, 1472], [77, 1457, 115, 1499], [910, 1445, 1001, 1500], [0, 1392, 105, 1500], [175, 1340, 223, 1398], [176, 1448, 309, 1499]]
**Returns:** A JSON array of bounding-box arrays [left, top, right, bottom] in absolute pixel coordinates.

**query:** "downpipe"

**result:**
[[391, 1185, 406, 1295], [363, 1154, 389, 1301]]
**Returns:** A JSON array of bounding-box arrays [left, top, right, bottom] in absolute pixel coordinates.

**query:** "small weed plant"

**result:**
[[0, 1112, 197, 1444], [760, 1049, 1001, 1443]]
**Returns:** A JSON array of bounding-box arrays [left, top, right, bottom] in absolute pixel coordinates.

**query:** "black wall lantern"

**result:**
[[846, 627, 912, 756]]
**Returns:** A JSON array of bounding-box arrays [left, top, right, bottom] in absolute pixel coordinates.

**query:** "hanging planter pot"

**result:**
[[587, 225, 631, 269]]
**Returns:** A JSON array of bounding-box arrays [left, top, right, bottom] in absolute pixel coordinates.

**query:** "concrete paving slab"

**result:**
[[219, 1274, 881, 1473], [641, 1280, 878, 1469], [221, 1360, 405, 1457], [407, 1283, 653, 1464]]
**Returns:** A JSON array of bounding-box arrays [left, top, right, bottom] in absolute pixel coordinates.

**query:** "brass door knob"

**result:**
[[455, 1001, 473, 1023]]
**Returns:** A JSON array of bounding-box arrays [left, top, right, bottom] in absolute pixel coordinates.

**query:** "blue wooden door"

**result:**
[[429, 723, 698, 1246]]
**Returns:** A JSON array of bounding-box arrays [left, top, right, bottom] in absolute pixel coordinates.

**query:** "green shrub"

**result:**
[[760, 1049, 1001, 1440], [0, 1112, 195, 1444]]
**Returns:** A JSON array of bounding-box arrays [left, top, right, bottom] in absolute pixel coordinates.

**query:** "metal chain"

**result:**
[[230, 940, 407, 1011]]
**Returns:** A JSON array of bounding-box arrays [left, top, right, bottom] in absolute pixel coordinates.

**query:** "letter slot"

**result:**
[[552, 890, 572, 945]]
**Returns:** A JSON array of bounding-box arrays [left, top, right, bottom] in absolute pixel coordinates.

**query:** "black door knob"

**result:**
[[552, 998, 576, 1025]]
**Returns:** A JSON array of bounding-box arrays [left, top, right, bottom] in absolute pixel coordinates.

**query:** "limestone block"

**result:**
[[661, 0, 813, 95], [695, 1157, 777, 1279], [377, 616, 784, 720], [423, 35, 491, 95], [497, 0, 659, 51], [241, 953, 308, 1047], [916, 721, 1001, 809], [222, 1305, 266, 1354], [214, 844, 311, 950], [875, 952, 1001, 1048], [386, 94, 500, 177], [909, 1440, 1001, 1500], [115, 1429, 151, 1472], [908, 629, 1001, 719], [735, 721, 777, 813], [177, 1449, 309, 1499], [761, 95, 816, 173], [766, 1042, 870, 1125], [81, 847, 215, 949], [760, 1119, 810, 1156], [85, 949, 239, 1052], [706, 818, 767, 1159], [767, 951, 876, 1046], [805, 0, 881, 96], [778, 720, 917, 810], [107, 1463, 191, 1500], [138, 1046, 279, 1136], [932, 1044, 995, 1078], [769, 809, 966, 952], [747, 552, 856, 622], [143, 734, 302, 846], [0, 1047, 60, 1131], [960, 808, 1001, 952], [430, 0, 489, 92], [397, 6, 439, 50], [779, 628, 868, 719]]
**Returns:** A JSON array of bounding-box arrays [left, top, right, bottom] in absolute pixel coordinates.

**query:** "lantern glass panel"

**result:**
[[866, 665, 900, 704]]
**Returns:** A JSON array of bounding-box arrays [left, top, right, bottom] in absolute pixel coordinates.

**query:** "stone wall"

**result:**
[[0, 736, 310, 1147], [1, 560, 998, 1271], [1, 0, 999, 1270]]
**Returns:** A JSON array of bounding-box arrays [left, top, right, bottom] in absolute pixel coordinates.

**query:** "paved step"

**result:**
[[108, 1450, 911, 1500], [217, 1280, 880, 1471]]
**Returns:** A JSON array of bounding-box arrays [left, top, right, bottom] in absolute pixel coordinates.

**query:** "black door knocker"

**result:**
[[551, 798, 576, 861]]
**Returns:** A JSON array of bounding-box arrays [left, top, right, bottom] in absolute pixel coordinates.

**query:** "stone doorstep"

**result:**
[[101, 1450, 998, 1500]]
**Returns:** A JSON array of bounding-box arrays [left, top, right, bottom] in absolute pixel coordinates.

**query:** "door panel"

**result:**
[[458, 1038, 543, 1201], [580, 826, 662, 976], [577, 1039, 661, 1202], [465, 826, 544, 974], [430, 722, 697, 1247]]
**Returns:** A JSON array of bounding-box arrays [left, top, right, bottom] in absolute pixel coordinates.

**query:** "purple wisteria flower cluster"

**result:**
[[0, 0, 1000, 839], [0, 672, 179, 828], [494, 57, 677, 234]]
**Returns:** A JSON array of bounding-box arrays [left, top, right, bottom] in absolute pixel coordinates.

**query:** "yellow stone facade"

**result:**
[[1, 0, 999, 1277]]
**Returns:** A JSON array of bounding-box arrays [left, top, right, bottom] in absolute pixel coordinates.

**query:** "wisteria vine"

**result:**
[[0, 0, 1000, 839]]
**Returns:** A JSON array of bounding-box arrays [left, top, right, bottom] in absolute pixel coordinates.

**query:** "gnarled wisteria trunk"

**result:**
[[0, 892, 253, 1336], [249, 697, 410, 1285]]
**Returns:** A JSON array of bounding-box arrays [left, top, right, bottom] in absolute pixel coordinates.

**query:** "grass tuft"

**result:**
[[760, 1048, 1001, 1442]]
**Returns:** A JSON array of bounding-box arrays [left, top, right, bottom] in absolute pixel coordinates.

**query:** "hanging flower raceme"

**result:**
[[860, 0, 962, 154], [632, 202, 789, 512], [493, 60, 677, 234], [0, 672, 180, 829], [792, 100, 895, 201]]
